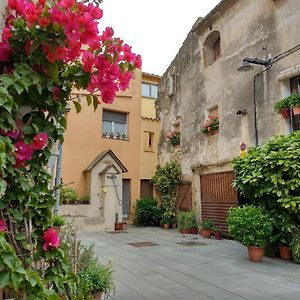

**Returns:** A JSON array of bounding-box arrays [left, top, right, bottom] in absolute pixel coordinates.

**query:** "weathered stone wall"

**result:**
[[158, 0, 300, 176], [0, 0, 7, 34]]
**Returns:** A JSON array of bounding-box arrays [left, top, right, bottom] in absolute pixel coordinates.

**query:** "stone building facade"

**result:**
[[157, 0, 300, 228]]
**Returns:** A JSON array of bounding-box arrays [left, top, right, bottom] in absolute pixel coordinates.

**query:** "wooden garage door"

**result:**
[[200, 171, 238, 232]]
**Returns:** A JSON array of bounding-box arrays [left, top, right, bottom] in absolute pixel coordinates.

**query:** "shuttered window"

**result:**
[[102, 110, 128, 138]]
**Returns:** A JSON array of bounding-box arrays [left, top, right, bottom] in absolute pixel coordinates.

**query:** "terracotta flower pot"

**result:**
[[93, 291, 103, 300], [115, 222, 122, 230], [280, 107, 290, 119], [181, 229, 191, 234], [278, 245, 292, 260], [162, 223, 170, 229], [171, 223, 177, 229], [122, 222, 127, 230], [214, 232, 222, 240], [191, 227, 198, 235], [201, 229, 212, 238], [248, 246, 264, 262], [293, 106, 300, 115]]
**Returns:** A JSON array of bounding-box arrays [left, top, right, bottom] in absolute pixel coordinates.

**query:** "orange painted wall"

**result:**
[[62, 70, 142, 217]]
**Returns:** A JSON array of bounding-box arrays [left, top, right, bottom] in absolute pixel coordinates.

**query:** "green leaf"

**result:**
[[15, 233, 26, 241], [11, 272, 23, 290], [92, 95, 98, 111], [3, 253, 17, 269], [0, 271, 10, 288], [73, 101, 81, 113], [0, 179, 7, 195], [14, 82, 24, 95], [48, 63, 59, 83], [86, 94, 92, 106]]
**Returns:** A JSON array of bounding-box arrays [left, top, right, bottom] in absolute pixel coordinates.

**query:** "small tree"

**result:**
[[151, 161, 181, 218]]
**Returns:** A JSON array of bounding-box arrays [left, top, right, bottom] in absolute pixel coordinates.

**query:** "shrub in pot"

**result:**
[[177, 211, 197, 234], [274, 97, 291, 118], [287, 93, 300, 115], [160, 212, 172, 229], [212, 225, 222, 240], [133, 197, 161, 226], [199, 219, 214, 238], [227, 205, 273, 262], [291, 231, 300, 264], [60, 187, 78, 204], [78, 262, 114, 300]]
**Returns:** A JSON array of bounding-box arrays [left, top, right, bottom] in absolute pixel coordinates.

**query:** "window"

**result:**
[[203, 31, 221, 66], [102, 110, 127, 138], [142, 82, 158, 99], [143, 131, 154, 152], [290, 76, 300, 131]]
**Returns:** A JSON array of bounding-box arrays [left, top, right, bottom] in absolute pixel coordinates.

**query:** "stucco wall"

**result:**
[[62, 70, 142, 219], [0, 0, 7, 34], [157, 0, 300, 176]]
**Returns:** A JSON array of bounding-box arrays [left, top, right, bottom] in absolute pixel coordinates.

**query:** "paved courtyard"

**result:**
[[79, 227, 300, 300]]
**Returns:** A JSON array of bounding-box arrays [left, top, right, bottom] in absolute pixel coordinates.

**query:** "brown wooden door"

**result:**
[[200, 171, 237, 232], [177, 181, 192, 211], [140, 179, 153, 199]]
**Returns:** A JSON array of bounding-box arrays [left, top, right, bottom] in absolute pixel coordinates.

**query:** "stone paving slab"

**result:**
[[79, 226, 300, 300]]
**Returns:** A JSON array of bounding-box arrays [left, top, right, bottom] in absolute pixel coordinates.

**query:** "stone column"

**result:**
[[0, 0, 7, 34]]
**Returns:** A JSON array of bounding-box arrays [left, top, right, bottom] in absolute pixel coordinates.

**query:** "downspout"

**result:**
[[54, 142, 63, 215]]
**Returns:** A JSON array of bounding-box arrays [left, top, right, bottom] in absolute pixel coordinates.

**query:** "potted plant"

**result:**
[[287, 93, 300, 115], [115, 213, 122, 231], [121, 134, 127, 140], [177, 211, 196, 234], [212, 225, 222, 240], [60, 187, 78, 205], [291, 230, 300, 264], [166, 130, 180, 147], [160, 211, 172, 229], [274, 97, 290, 119], [78, 262, 114, 300], [227, 205, 273, 262], [52, 215, 66, 234], [201, 115, 219, 136], [199, 219, 214, 238]]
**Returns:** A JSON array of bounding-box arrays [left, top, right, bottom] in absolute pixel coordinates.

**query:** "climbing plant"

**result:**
[[0, 0, 140, 298], [151, 161, 181, 218]]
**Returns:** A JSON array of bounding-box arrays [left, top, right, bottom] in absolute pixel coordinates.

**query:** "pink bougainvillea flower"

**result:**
[[0, 219, 7, 232], [43, 228, 60, 251], [38, 17, 50, 28], [14, 140, 34, 168], [134, 54, 142, 68], [0, 41, 13, 62], [82, 50, 95, 73], [32, 132, 48, 150]]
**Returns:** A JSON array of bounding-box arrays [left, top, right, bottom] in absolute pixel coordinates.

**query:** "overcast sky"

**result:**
[[100, 0, 221, 76]]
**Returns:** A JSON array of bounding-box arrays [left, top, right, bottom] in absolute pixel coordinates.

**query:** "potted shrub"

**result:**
[[115, 213, 123, 231], [166, 130, 180, 147], [160, 211, 172, 229], [201, 115, 219, 136], [212, 225, 222, 240], [52, 215, 66, 234], [274, 97, 291, 118], [177, 211, 196, 234], [291, 231, 300, 264], [227, 205, 273, 262], [199, 219, 214, 238], [60, 187, 77, 204], [78, 262, 114, 300], [287, 93, 300, 115]]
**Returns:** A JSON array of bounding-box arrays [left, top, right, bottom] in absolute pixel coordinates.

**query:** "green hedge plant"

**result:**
[[133, 197, 161, 226], [227, 205, 273, 248], [177, 211, 197, 230]]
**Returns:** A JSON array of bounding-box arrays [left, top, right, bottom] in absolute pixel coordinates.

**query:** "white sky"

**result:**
[[100, 0, 221, 76]]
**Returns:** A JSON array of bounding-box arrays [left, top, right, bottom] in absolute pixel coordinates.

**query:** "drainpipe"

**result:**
[[54, 142, 63, 215]]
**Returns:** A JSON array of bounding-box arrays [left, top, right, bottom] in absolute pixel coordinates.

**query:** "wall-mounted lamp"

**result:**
[[237, 57, 272, 72]]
